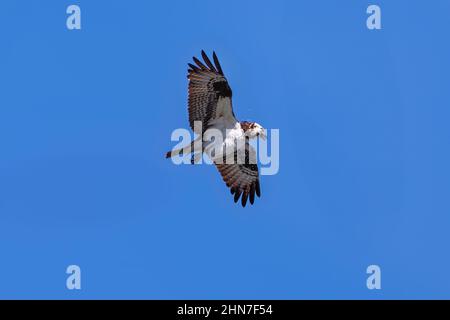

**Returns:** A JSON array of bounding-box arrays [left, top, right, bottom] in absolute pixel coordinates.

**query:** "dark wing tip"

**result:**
[[234, 189, 242, 203], [249, 185, 255, 205], [212, 51, 224, 76], [193, 56, 207, 70], [241, 192, 249, 207], [201, 50, 217, 72], [188, 63, 200, 72], [255, 180, 261, 197]]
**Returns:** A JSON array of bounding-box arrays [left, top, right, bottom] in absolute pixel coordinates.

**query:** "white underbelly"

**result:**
[[203, 124, 244, 161]]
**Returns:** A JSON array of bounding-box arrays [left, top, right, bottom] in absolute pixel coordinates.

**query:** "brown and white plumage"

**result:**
[[187, 51, 236, 134], [216, 143, 261, 207], [166, 51, 265, 207]]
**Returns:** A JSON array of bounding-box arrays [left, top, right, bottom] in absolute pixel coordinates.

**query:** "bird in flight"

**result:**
[[166, 51, 266, 207]]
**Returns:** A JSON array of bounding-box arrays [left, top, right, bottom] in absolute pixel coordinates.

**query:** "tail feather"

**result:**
[[165, 136, 203, 160], [165, 149, 184, 158]]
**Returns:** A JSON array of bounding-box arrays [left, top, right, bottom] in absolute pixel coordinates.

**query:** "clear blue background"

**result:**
[[1, 0, 449, 299]]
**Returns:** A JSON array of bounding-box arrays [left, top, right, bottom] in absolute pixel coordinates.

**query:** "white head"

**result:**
[[241, 121, 267, 140]]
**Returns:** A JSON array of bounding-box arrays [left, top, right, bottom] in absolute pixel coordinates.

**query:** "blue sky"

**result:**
[[0, 0, 449, 299]]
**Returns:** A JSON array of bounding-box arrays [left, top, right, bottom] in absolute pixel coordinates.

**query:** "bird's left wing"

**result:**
[[215, 142, 261, 207], [187, 51, 236, 134]]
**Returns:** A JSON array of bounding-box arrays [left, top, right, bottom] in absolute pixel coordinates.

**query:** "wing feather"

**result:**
[[193, 56, 208, 70], [215, 143, 260, 207], [213, 51, 224, 76], [187, 51, 236, 133], [201, 50, 217, 72]]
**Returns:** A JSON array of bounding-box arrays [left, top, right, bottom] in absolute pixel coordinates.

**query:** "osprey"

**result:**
[[166, 51, 266, 207]]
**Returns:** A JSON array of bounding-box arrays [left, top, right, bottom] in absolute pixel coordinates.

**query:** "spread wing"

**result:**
[[187, 51, 236, 134], [215, 142, 261, 207]]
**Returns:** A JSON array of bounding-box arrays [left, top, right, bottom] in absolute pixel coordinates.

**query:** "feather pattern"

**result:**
[[215, 143, 260, 207], [187, 50, 235, 134]]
